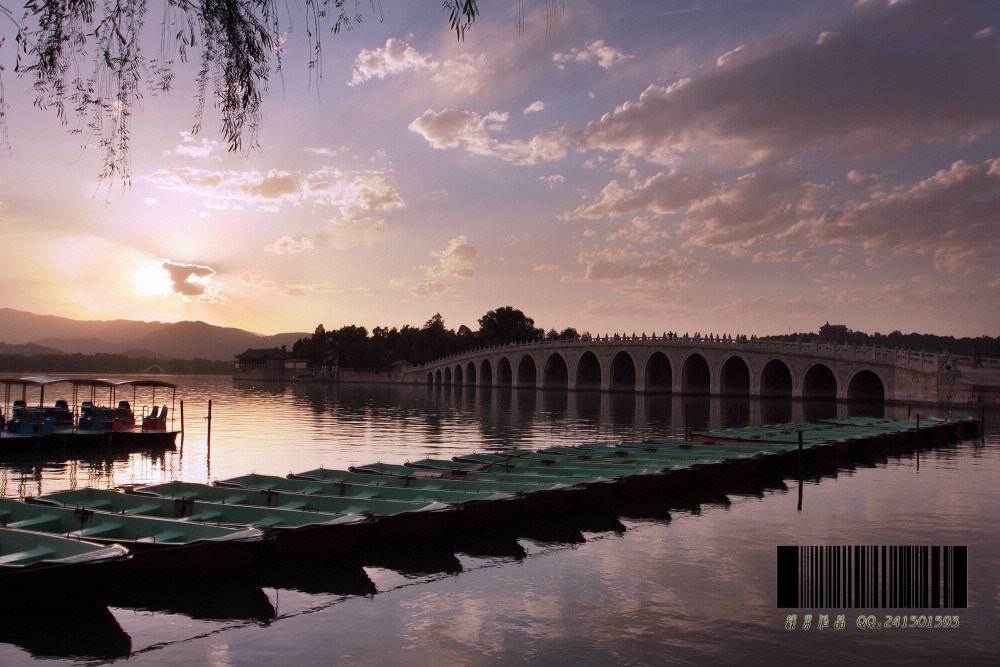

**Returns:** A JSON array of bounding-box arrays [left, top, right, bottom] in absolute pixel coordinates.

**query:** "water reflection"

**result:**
[[0, 591, 131, 659], [0, 375, 945, 497]]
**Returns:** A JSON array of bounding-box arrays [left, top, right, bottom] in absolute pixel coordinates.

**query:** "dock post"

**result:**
[[207, 400, 212, 447], [916, 414, 920, 451], [796, 430, 803, 511]]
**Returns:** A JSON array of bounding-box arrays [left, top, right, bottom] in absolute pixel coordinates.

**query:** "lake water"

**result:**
[[0, 375, 997, 665]]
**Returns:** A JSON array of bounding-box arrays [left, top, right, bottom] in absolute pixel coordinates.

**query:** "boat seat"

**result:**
[[74, 525, 123, 538], [0, 547, 58, 566], [136, 531, 185, 544], [6, 517, 61, 531], [146, 406, 160, 420]]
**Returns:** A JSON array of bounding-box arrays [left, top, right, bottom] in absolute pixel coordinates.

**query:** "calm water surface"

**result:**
[[0, 375, 996, 665]]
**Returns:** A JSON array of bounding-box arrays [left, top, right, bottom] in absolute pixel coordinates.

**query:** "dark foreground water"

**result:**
[[0, 376, 997, 665]]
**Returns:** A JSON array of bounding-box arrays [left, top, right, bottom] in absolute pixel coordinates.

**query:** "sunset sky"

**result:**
[[1, 0, 998, 339]]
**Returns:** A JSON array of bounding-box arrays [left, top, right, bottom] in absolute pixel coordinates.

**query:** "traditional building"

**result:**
[[233, 347, 288, 380], [818, 322, 849, 343]]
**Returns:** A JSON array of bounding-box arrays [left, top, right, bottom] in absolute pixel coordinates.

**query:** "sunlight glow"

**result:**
[[132, 261, 174, 296]]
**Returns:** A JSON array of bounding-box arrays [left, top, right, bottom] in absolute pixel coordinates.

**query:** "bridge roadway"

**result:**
[[400, 335, 999, 404]]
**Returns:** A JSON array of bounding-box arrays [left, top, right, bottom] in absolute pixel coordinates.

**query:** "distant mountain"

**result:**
[[0, 341, 66, 356], [0, 309, 308, 361]]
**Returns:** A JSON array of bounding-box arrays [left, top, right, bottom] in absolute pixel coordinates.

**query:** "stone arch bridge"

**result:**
[[400, 336, 968, 403]]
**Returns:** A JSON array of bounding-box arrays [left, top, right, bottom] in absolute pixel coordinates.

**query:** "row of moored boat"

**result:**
[[0, 416, 978, 584]]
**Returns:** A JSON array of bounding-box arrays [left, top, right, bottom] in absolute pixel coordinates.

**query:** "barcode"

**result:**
[[776, 546, 967, 608]]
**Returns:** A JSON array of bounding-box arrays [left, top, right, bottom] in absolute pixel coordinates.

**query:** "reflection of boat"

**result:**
[[0, 497, 265, 578], [34, 487, 368, 558], [100, 577, 276, 623], [0, 376, 180, 449], [0, 590, 131, 659]]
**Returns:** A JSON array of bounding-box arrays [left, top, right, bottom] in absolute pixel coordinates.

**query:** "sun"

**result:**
[[132, 261, 174, 296]]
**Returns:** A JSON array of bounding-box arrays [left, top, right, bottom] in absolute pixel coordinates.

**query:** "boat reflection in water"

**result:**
[[0, 590, 131, 660]]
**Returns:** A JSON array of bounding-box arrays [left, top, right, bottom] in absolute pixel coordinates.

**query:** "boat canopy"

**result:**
[[1, 376, 177, 412]]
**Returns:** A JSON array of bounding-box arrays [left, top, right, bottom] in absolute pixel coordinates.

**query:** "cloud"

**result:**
[[160, 261, 220, 301], [554, 40, 633, 70], [264, 236, 315, 255], [425, 236, 479, 279], [408, 109, 567, 165], [349, 38, 433, 84], [145, 166, 405, 218], [349, 38, 492, 96], [791, 157, 1000, 272], [163, 131, 220, 160], [243, 171, 299, 200], [570, 1, 1000, 166], [409, 282, 448, 297], [524, 101, 546, 114], [564, 170, 717, 220], [540, 174, 565, 188], [324, 217, 389, 248]]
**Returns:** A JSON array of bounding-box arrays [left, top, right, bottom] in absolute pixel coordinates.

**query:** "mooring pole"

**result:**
[[915, 414, 920, 452], [982, 406, 986, 443], [179, 400, 185, 452], [684, 403, 689, 441], [797, 430, 804, 511], [207, 399, 212, 447]]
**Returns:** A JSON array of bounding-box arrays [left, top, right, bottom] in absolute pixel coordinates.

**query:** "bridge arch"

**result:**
[[681, 352, 711, 394], [454, 364, 464, 386], [517, 355, 538, 388], [434, 369, 443, 386], [610, 351, 637, 391], [719, 354, 751, 396], [759, 358, 793, 397], [443, 367, 452, 386], [426, 371, 434, 385], [802, 363, 837, 399], [542, 353, 569, 389], [644, 351, 672, 393], [846, 368, 885, 402], [496, 357, 513, 386], [480, 359, 494, 386], [576, 351, 602, 390], [465, 362, 477, 386]]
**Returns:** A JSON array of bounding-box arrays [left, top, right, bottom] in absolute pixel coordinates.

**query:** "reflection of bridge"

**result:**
[[401, 336, 999, 404]]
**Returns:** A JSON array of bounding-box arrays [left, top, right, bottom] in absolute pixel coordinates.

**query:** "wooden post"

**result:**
[[179, 400, 185, 450], [915, 414, 920, 451], [797, 430, 803, 477], [207, 400, 212, 447]]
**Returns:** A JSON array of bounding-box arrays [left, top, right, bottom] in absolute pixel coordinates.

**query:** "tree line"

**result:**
[[292, 307, 1000, 373], [0, 353, 230, 375], [291, 306, 579, 372]]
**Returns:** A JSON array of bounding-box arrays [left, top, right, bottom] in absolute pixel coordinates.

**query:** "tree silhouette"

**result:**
[[0, 0, 481, 183]]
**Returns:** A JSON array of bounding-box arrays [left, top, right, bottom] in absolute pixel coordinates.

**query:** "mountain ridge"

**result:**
[[0, 309, 307, 361]]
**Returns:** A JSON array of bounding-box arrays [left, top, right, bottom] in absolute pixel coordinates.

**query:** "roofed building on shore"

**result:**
[[233, 348, 288, 380], [818, 322, 849, 343]]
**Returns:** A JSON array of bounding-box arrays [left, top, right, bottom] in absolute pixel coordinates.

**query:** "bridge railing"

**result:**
[[405, 333, 997, 375]]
